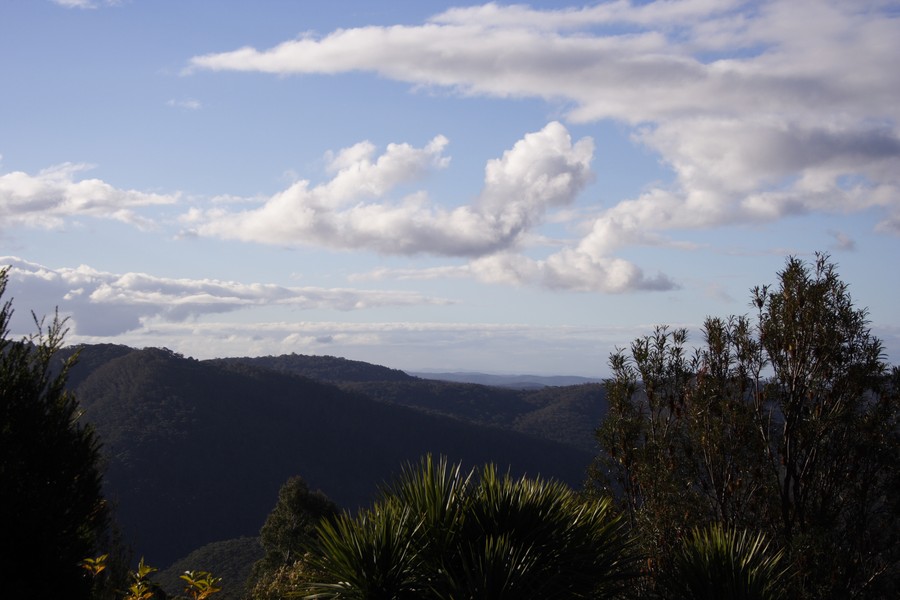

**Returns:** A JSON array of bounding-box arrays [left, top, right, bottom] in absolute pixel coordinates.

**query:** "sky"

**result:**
[[1, 0, 899, 377]]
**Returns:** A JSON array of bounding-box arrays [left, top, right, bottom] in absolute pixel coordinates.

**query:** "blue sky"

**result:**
[[2, 0, 898, 376]]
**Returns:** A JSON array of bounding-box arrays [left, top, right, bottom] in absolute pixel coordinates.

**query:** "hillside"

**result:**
[[222, 353, 608, 453], [338, 379, 606, 454], [66, 345, 597, 567]]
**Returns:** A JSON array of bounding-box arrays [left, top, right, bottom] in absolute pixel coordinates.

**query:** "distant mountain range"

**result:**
[[411, 371, 603, 389], [60, 346, 608, 573]]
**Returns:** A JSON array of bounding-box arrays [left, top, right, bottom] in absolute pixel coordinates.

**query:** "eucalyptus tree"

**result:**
[[591, 254, 898, 598], [247, 475, 338, 597]]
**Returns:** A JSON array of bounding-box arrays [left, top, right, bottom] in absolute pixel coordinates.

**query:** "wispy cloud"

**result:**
[[51, 0, 120, 9], [828, 230, 857, 252], [52, 0, 98, 8], [1, 257, 452, 337], [166, 98, 203, 110]]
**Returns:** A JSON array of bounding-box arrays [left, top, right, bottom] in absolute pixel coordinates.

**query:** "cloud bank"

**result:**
[[1, 257, 451, 336], [60, 318, 647, 375]]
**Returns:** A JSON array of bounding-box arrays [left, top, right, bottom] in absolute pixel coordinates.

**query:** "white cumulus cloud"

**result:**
[[184, 122, 594, 257], [0, 163, 177, 230], [183, 121, 677, 292]]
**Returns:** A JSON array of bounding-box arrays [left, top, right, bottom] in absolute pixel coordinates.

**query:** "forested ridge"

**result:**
[[209, 353, 416, 384], [211, 352, 608, 453], [58, 344, 597, 569]]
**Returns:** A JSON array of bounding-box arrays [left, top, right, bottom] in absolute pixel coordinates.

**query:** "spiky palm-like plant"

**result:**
[[308, 500, 426, 599], [445, 464, 636, 599], [386, 454, 473, 566], [662, 524, 790, 600], [303, 455, 637, 599]]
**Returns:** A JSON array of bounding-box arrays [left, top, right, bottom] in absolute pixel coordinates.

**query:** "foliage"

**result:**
[[157, 537, 262, 600], [304, 454, 638, 599], [124, 558, 161, 600], [661, 524, 789, 600], [311, 500, 428, 599], [246, 476, 339, 597], [590, 254, 898, 598], [85, 554, 224, 600], [0, 267, 110, 599], [245, 554, 328, 600], [179, 570, 223, 600]]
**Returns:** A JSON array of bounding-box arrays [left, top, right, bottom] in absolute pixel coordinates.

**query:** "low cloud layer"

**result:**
[[1, 257, 451, 336], [61, 318, 647, 375]]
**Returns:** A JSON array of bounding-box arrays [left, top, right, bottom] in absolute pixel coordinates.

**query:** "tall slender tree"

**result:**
[[0, 267, 110, 598]]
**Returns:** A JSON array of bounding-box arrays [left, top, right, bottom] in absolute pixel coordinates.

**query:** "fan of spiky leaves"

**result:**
[[309, 501, 427, 599], [304, 455, 637, 599], [447, 464, 637, 599], [661, 524, 790, 600]]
